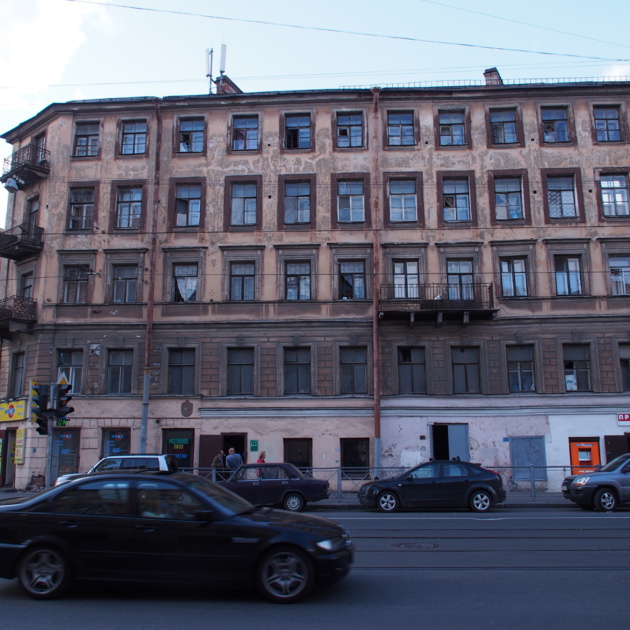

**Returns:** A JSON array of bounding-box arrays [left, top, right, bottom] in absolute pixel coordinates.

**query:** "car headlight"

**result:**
[[316, 531, 352, 552], [573, 476, 590, 486]]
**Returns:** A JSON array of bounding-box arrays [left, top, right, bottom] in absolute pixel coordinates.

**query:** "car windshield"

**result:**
[[185, 475, 254, 514], [599, 453, 630, 472]]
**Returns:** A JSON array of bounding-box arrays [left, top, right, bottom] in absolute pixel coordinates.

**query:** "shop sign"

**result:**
[[14, 429, 25, 465], [250, 440, 259, 452], [0, 400, 27, 422], [618, 413, 630, 425]]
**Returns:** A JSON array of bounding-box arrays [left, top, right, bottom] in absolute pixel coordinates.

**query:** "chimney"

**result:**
[[484, 67, 504, 86]]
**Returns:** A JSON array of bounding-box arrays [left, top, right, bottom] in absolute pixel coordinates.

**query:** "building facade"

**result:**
[[1, 68, 629, 490]]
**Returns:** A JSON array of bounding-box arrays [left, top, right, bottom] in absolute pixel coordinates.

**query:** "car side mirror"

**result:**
[[406, 475, 414, 482]]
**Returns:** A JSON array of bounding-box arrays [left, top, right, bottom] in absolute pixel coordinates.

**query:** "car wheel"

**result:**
[[469, 490, 493, 513], [256, 546, 314, 603], [593, 488, 617, 512], [377, 491, 399, 513], [17, 546, 71, 600], [283, 492, 305, 512]]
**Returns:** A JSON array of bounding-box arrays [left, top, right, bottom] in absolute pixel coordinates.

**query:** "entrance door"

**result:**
[[284, 438, 312, 472], [199, 434, 223, 469], [432, 424, 469, 461], [604, 435, 630, 463], [222, 433, 247, 464]]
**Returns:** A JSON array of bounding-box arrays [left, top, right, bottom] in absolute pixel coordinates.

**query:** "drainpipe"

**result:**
[[140, 99, 162, 453], [370, 87, 382, 475]]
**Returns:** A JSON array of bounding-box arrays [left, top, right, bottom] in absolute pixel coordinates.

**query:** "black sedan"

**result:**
[[358, 460, 506, 513], [0, 471, 352, 603], [220, 463, 329, 512]]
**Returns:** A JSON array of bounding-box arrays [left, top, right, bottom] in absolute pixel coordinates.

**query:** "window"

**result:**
[[494, 177, 523, 220], [73, 122, 99, 157], [112, 265, 138, 303], [339, 261, 366, 299], [398, 347, 426, 394], [340, 347, 368, 394], [284, 347, 311, 395], [63, 265, 89, 304], [232, 116, 258, 151], [442, 178, 470, 222], [609, 255, 630, 295], [284, 181, 311, 225], [393, 260, 419, 298], [387, 111, 415, 146], [178, 118, 204, 153], [336, 113, 363, 148], [490, 109, 518, 144], [547, 176, 577, 218], [620, 345, 630, 391], [231, 182, 257, 226], [107, 350, 133, 394], [286, 262, 311, 300], [175, 184, 201, 227], [58, 350, 83, 394], [285, 114, 311, 149], [594, 106, 622, 142], [555, 256, 583, 296], [600, 174, 629, 217], [452, 347, 480, 394], [11, 352, 25, 399], [337, 180, 364, 223], [26, 196, 40, 238], [172, 264, 198, 302], [227, 348, 254, 395], [230, 262, 255, 301], [507, 346, 535, 392], [340, 437, 369, 477], [389, 180, 417, 222], [20, 272, 33, 300], [439, 110, 465, 146], [447, 260, 474, 301], [116, 187, 142, 229], [120, 120, 147, 155], [542, 107, 569, 143], [102, 428, 131, 457], [500, 258, 528, 297], [563, 345, 591, 391], [168, 349, 195, 395], [68, 188, 95, 230]]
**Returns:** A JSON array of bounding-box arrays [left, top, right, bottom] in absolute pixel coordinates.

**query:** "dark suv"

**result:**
[[55, 454, 178, 486], [562, 453, 630, 511]]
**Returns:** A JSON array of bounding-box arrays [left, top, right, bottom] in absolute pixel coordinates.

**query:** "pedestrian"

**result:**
[[257, 451, 266, 464], [211, 450, 225, 468], [225, 447, 243, 469]]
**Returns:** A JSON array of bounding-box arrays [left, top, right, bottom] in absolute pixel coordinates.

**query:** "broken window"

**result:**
[[232, 116, 259, 150], [285, 114, 311, 149], [336, 113, 363, 148], [178, 119, 204, 153]]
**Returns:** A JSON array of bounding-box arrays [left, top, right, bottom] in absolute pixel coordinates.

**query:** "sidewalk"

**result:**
[[0, 485, 569, 510]]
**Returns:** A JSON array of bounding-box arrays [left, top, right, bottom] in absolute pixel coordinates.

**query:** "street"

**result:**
[[1, 508, 629, 629]]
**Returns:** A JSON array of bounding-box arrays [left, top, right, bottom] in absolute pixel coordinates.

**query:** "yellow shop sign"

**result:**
[[0, 400, 27, 422]]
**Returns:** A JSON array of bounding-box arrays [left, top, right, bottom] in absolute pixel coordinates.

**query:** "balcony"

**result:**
[[379, 283, 496, 324], [0, 296, 37, 338], [0, 222, 44, 260], [1, 144, 50, 187]]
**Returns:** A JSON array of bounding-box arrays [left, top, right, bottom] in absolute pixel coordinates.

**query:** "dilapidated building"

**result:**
[[1, 68, 629, 490]]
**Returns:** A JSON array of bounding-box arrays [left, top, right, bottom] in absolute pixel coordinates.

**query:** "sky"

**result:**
[[1, 0, 630, 220]]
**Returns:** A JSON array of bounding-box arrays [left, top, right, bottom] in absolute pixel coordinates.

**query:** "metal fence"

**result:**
[[182, 464, 579, 500]]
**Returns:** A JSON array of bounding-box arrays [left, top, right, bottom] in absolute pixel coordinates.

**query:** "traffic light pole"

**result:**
[[45, 382, 56, 488]]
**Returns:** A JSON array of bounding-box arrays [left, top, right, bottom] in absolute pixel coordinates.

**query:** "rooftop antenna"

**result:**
[[220, 44, 227, 76], [206, 48, 214, 94]]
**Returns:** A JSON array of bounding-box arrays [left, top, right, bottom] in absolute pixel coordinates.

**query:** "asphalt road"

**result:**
[[1, 508, 629, 630]]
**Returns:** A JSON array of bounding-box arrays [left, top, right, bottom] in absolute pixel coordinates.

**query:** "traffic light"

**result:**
[[55, 383, 74, 419], [31, 383, 50, 435]]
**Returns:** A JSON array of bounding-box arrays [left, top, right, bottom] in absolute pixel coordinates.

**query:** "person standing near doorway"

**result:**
[[226, 447, 243, 469]]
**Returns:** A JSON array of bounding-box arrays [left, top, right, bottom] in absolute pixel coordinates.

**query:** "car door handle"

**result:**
[[59, 520, 79, 528], [135, 524, 157, 532]]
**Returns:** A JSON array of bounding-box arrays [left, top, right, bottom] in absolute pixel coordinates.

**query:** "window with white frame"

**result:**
[[389, 180, 417, 222], [600, 174, 629, 217]]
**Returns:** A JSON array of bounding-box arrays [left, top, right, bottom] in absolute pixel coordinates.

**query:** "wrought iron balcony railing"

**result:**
[[0, 222, 44, 260], [380, 282, 494, 310], [0, 296, 37, 323], [1, 144, 50, 185]]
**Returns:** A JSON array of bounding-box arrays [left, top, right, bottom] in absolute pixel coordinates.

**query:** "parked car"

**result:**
[[54, 454, 178, 486], [220, 463, 329, 511], [358, 460, 506, 513], [561, 452, 630, 511], [0, 471, 353, 602]]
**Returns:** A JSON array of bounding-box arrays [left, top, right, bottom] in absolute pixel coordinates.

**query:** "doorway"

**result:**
[[284, 438, 313, 473], [431, 424, 469, 461], [222, 433, 247, 464]]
